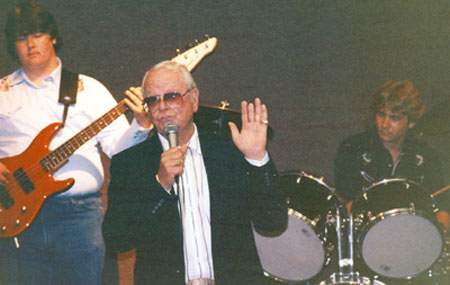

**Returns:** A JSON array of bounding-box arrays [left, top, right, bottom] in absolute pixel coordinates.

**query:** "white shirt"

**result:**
[[0, 59, 150, 196], [158, 124, 269, 283]]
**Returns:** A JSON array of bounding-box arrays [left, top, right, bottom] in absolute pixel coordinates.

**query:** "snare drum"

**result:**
[[352, 178, 443, 279], [253, 172, 342, 282]]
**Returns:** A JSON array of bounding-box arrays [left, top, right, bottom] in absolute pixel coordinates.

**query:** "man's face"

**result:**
[[15, 32, 56, 71], [143, 68, 198, 139], [376, 106, 415, 146]]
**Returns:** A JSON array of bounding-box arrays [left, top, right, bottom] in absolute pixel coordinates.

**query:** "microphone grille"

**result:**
[[164, 121, 179, 136]]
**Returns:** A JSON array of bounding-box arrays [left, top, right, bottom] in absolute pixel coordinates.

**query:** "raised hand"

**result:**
[[229, 98, 268, 161]]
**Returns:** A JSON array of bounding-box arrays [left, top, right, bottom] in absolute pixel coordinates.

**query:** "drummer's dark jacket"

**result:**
[[102, 129, 287, 284], [334, 127, 448, 210]]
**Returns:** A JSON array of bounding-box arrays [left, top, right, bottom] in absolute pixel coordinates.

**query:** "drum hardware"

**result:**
[[319, 272, 386, 285], [415, 236, 450, 284], [288, 208, 320, 227], [320, 211, 386, 285]]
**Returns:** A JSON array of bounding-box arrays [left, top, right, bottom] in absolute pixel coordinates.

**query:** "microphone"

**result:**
[[164, 121, 180, 188], [164, 121, 179, 148]]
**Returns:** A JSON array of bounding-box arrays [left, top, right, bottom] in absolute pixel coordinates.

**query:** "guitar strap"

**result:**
[[58, 68, 79, 128]]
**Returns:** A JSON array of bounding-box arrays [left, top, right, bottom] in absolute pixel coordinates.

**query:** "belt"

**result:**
[[187, 278, 215, 285]]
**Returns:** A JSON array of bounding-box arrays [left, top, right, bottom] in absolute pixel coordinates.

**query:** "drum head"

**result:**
[[361, 213, 443, 279], [253, 214, 325, 282]]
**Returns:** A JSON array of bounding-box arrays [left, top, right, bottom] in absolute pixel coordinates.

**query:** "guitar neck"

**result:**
[[40, 100, 128, 172]]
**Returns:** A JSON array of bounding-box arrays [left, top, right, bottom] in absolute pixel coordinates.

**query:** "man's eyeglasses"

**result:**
[[142, 89, 192, 111]]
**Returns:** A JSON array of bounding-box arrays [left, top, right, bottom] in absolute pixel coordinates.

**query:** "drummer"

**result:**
[[333, 80, 449, 230]]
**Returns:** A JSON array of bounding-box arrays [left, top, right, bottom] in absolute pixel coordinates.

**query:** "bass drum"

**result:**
[[352, 178, 443, 280], [253, 171, 342, 283]]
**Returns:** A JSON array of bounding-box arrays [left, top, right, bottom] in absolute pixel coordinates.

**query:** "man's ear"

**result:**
[[190, 88, 199, 113]]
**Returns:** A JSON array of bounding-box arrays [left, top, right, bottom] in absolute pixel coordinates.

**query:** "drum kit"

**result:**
[[253, 173, 449, 285], [196, 102, 450, 284]]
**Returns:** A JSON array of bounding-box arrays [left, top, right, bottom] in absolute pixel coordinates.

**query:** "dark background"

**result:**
[[1, 0, 449, 190]]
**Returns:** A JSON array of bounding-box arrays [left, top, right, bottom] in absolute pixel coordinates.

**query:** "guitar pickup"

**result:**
[[0, 184, 15, 209], [14, 168, 35, 194]]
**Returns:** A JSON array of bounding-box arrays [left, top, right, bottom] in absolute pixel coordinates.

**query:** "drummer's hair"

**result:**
[[141, 60, 197, 98], [364, 80, 425, 127]]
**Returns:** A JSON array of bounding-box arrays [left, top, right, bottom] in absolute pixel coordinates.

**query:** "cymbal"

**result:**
[[194, 104, 274, 139], [416, 99, 450, 136]]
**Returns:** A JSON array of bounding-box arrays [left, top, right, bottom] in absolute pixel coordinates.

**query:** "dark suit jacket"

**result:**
[[103, 129, 287, 284]]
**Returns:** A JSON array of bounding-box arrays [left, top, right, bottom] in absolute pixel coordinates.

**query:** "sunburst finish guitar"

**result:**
[[0, 36, 217, 238]]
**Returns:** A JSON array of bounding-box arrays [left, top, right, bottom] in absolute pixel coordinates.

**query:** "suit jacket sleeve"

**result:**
[[245, 155, 287, 232]]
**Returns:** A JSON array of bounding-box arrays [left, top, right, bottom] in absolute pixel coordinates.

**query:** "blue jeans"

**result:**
[[0, 194, 105, 285]]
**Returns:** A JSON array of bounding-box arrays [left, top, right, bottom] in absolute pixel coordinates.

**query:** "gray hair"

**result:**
[[141, 61, 197, 97]]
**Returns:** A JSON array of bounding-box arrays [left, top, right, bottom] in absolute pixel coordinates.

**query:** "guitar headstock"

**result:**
[[171, 36, 218, 72]]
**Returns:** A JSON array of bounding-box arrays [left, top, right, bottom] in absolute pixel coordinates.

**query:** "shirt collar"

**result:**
[[11, 57, 62, 88], [158, 123, 202, 155]]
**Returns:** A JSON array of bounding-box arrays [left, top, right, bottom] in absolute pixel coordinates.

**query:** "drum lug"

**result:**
[[326, 211, 336, 225]]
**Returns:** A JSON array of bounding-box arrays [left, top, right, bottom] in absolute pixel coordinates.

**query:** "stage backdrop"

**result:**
[[1, 0, 449, 190]]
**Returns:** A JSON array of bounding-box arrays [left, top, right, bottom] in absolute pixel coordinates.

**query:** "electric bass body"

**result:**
[[0, 123, 73, 238]]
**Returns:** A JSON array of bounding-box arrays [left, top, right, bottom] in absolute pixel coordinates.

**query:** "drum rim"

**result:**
[[298, 171, 335, 191], [352, 178, 436, 216], [281, 170, 343, 206], [262, 269, 322, 284], [367, 207, 438, 223], [289, 208, 319, 228]]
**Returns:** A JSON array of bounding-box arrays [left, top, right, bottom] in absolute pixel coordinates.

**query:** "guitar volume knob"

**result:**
[[22, 206, 27, 213]]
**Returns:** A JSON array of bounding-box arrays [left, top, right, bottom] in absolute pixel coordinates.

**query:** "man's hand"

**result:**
[[124, 86, 152, 129], [229, 98, 268, 161], [157, 145, 188, 190]]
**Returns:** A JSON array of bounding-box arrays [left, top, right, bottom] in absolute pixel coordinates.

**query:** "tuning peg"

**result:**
[[176, 48, 181, 55], [220, 100, 230, 109]]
